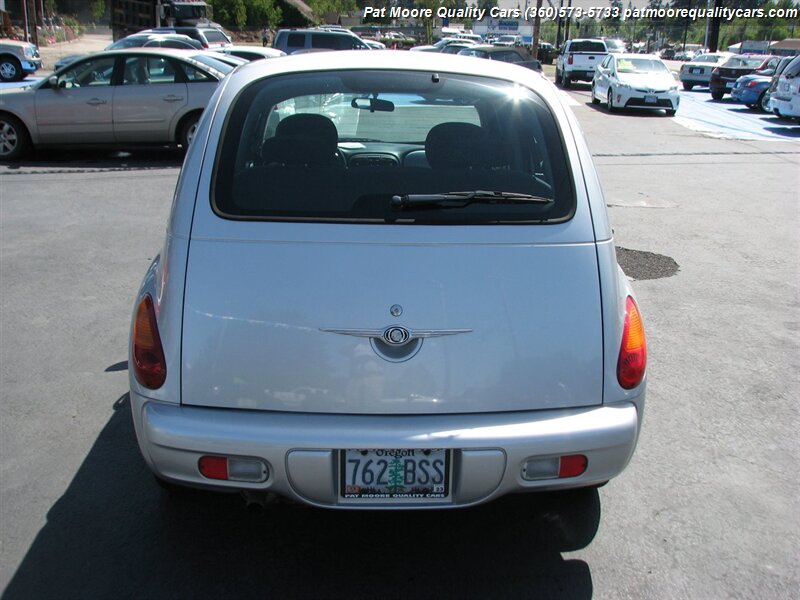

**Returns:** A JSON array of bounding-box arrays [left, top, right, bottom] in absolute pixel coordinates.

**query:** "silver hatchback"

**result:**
[[129, 51, 647, 509]]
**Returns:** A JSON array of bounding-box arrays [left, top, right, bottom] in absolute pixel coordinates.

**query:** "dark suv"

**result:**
[[141, 26, 232, 49], [272, 29, 370, 54], [709, 54, 782, 100]]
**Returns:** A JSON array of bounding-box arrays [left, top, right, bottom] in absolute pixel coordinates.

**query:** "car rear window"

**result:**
[[724, 56, 768, 69], [204, 30, 230, 43], [286, 33, 304, 49], [569, 41, 607, 53], [213, 70, 575, 225]]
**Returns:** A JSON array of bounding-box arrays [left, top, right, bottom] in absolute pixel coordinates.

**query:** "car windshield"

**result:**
[[213, 70, 575, 224], [605, 39, 625, 51], [616, 58, 670, 74]]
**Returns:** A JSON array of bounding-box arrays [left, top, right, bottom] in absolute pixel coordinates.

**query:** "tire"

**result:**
[[178, 113, 200, 150], [562, 74, 571, 89], [711, 90, 724, 101], [607, 89, 615, 113], [555, 69, 562, 86], [665, 108, 676, 116], [682, 82, 694, 91], [0, 56, 23, 82], [0, 113, 31, 160], [758, 91, 770, 113], [591, 85, 600, 104]]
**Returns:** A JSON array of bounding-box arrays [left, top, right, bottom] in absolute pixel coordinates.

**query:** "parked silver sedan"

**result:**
[[129, 51, 647, 510], [0, 48, 227, 159]]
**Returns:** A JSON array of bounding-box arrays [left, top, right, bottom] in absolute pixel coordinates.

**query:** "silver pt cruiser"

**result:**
[[130, 51, 647, 509]]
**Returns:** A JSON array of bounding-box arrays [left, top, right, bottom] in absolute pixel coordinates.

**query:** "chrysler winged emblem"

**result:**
[[320, 325, 472, 346]]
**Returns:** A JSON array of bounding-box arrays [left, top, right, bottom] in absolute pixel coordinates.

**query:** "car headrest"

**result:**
[[269, 113, 339, 166], [425, 122, 489, 170]]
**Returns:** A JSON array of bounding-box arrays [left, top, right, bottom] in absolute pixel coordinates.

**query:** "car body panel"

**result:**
[[730, 74, 770, 106], [181, 239, 603, 414], [34, 86, 116, 144]]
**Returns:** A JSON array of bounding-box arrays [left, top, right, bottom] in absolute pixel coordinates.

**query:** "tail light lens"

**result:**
[[567, 53, 573, 65], [617, 296, 647, 389], [710, 67, 720, 79], [746, 80, 760, 88], [132, 295, 167, 389]]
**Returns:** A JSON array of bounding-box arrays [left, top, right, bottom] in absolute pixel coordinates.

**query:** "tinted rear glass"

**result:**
[[311, 34, 341, 49], [213, 70, 575, 224], [286, 33, 304, 48], [569, 41, 606, 52], [204, 30, 229, 43]]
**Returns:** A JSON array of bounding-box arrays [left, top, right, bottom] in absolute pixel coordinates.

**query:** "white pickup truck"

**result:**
[[555, 38, 610, 88]]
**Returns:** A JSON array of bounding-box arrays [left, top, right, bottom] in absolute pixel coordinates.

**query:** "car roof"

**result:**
[[225, 50, 558, 103], [610, 53, 663, 59], [57, 48, 228, 72]]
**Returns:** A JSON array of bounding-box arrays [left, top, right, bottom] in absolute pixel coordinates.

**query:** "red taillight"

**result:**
[[617, 296, 647, 389], [746, 80, 760, 88], [559, 455, 588, 478], [711, 67, 720, 78], [202, 42, 209, 48], [132, 295, 167, 389], [198, 456, 228, 480], [567, 53, 573, 65]]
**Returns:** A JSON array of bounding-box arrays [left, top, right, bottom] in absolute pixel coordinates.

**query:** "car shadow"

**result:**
[[761, 125, 800, 138], [584, 101, 671, 117], [3, 394, 599, 600], [0, 148, 184, 169]]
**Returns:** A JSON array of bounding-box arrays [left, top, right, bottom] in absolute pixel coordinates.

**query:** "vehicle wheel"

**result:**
[[0, 56, 23, 82], [665, 108, 676, 116], [758, 91, 770, 113], [607, 89, 615, 112], [0, 113, 31, 160], [682, 82, 694, 91], [178, 113, 200, 150], [562, 74, 571, 89], [711, 91, 724, 101], [591, 84, 600, 104], [555, 69, 562, 86]]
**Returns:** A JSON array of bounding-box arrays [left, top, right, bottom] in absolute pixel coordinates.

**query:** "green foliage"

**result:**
[[89, 0, 105, 22], [307, 0, 358, 23], [210, 0, 284, 28]]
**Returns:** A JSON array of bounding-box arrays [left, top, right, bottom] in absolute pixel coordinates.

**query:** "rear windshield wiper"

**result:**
[[391, 190, 554, 209]]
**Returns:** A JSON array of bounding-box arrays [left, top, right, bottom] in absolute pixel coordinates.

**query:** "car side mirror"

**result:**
[[48, 75, 58, 88]]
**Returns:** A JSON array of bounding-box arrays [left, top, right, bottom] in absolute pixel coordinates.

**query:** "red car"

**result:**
[[709, 54, 782, 100]]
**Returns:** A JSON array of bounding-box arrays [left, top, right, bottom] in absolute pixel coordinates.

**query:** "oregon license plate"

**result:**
[[645, 94, 657, 103], [340, 449, 450, 500]]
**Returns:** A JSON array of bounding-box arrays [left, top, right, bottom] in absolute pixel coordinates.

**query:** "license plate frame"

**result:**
[[690, 67, 702, 74], [645, 94, 657, 104], [725, 82, 734, 89], [339, 449, 451, 502]]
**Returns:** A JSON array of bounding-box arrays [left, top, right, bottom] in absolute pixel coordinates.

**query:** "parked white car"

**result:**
[[129, 51, 647, 509], [769, 55, 800, 120], [592, 53, 679, 115]]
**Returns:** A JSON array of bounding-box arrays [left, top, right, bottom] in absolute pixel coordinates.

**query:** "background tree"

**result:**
[[89, 0, 105, 22], [307, 0, 358, 23]]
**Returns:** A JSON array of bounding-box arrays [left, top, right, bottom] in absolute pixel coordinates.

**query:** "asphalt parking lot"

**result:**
[[1, 42, 799, 599]]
